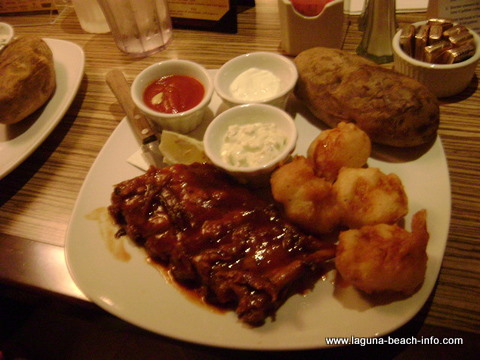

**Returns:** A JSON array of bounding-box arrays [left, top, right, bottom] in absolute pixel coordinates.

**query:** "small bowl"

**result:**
[[214, 52, 298, 109], [131, 59, 213, 133], [203, 103, 297, 184], [392, 21, 480, 98], [0, 22, 14, 51]]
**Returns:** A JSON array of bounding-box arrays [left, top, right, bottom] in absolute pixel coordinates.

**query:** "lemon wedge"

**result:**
[[159, 130, 209, 165]]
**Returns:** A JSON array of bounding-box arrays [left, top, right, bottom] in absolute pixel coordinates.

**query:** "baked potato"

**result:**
[[294, 47, 440, 147], [0, 36, 56, 125]]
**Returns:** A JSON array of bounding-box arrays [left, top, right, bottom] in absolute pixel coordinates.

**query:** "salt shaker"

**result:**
[[356, 0, 396, 63], [71, 0, 110, 34], [357, 0, 369, 31]]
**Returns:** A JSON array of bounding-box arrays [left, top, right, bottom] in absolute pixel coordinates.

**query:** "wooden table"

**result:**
[[1, 1, 479, 358]]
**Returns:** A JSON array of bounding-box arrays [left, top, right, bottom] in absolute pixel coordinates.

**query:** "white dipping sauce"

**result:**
[[229, 68, 281, 101], [221, 122, 287, 168]]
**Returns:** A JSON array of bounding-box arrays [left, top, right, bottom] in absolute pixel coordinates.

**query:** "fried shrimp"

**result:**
[[335, 210, 429, 295], [270, 156, 342, 234], [333, 167, 408, 229], [307, 122, 371, 181]]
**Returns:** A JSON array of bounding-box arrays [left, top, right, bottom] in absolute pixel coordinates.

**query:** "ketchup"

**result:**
[[143, 75, 205, 114], [290, 0, 332, 17]]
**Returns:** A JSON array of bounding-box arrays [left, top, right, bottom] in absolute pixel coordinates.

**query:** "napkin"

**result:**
[[127, 148, 150, 172]]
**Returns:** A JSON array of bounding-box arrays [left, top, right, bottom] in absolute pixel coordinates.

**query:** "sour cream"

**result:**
[[221, 122, 287, 168], [229, 68, 281, 102]]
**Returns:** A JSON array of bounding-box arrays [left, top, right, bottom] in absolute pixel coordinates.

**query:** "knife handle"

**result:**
[[106, 69, 157, 143]]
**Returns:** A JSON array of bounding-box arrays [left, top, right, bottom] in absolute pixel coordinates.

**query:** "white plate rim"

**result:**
[[65, 71, 451, 351], [0, 38, 85, 178]]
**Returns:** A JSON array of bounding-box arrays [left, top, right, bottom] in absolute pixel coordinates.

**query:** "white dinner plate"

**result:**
[[65, 71, 451, 350], [0, 38, 85, 178]]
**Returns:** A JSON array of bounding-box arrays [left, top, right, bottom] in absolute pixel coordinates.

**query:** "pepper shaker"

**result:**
[[356, 0, 396, 63], [358, 0, 369, 30]]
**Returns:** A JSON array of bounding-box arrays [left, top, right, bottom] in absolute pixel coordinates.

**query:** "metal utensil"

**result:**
[[106, 69, 164, 168]]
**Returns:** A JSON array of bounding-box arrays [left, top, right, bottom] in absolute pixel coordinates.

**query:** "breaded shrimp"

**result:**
[[307, 122, 371, 181], [270, 156, 342, 234], [333, 167, 408, 228], [335, 210, 429, 295]]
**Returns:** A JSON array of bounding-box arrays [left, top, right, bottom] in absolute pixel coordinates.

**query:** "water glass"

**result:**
[[97, 0, 173, 57]]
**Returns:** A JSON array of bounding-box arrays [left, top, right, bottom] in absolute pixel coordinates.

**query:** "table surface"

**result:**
[[1, 1, 479, 357]]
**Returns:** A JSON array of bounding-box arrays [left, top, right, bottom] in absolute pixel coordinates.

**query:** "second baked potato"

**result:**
[[0, 36, 56, 125], [294, 47, 440, 147]]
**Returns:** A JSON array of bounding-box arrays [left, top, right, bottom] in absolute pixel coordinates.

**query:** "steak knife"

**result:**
[[106, 69, 163, 168]]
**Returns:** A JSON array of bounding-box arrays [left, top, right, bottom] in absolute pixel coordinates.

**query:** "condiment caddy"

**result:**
[[278, 0, 344, 56]]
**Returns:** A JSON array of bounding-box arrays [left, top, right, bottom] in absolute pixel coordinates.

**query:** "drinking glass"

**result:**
[[97, 0, 173, 57]]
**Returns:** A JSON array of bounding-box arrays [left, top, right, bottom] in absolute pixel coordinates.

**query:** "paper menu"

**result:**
[[427, 0, 480, 33], [167, 0, 230, 21], [344, 0, 428, 14], [166, 0, 239, 33]]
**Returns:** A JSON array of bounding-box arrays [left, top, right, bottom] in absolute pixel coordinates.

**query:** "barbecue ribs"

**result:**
[[109, 163, 335, 326]]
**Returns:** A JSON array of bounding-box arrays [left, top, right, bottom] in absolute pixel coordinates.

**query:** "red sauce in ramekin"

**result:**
[[143, 75, 205, 114]]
